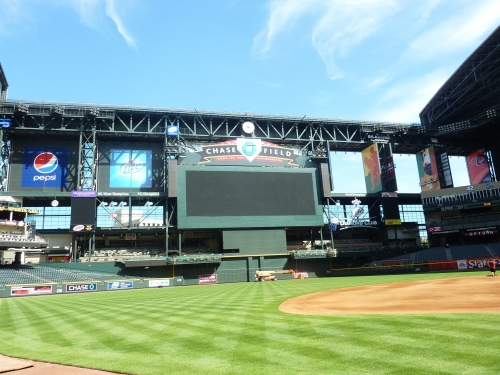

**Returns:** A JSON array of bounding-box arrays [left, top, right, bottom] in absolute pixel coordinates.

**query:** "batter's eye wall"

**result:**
[[177, 166, 324, 229]]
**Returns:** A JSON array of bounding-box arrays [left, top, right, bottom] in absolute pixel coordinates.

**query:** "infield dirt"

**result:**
[[280, 275, 500, 314]]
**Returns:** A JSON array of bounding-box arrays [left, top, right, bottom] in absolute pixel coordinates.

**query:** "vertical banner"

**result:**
[[379, 143, 398, 192], [362, 144, 382, 193], [439, 152, 454, 188], [466, 151, 491, 185], [416, 147, 440, 191]]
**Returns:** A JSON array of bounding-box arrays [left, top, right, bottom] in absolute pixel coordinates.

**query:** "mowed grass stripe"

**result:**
[[0, 272, 499, 375]]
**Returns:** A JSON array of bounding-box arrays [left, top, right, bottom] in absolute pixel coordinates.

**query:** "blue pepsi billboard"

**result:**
[[21, 148, 69, 188], [110, 149, 152, 188]]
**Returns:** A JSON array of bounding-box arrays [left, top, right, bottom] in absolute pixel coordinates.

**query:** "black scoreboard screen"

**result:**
[[185, 170, 317, 216]]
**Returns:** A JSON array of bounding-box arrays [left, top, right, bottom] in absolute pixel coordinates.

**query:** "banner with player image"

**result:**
[[361, 144, 382, 193], [416, 146, 440, 192], [466, 150, 491, 185]]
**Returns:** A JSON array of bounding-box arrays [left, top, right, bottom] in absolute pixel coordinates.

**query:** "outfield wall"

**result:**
[[0, 255, 333, 297], [2, 255, 495, 297]]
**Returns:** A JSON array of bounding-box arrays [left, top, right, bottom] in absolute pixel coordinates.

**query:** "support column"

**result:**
[[178, 231, 182, 256]]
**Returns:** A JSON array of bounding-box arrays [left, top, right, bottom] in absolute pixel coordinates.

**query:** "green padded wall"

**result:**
[[223, 229, 286, 255]]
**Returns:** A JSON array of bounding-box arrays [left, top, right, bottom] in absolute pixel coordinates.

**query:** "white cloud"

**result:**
[[105, 0, 137, 49], [68, 0, 138, 48], [0, 0, 137, 48], [367, 74, 393, 88], [370, 68, 452, 123], [0, 0, 31, 37], [311, 0, 400, 80], [69, 0, 103, 28], [397, 0, 500, 67], [253, 0, 400, 79], [253, 0, 315, 54]]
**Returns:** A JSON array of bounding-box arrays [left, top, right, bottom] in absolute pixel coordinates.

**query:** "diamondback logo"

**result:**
[[236, 139, 262, 162]]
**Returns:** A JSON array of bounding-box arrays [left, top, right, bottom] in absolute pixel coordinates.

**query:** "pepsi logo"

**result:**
[[34, 152, 58, 174], [119, 161, 145, 175]]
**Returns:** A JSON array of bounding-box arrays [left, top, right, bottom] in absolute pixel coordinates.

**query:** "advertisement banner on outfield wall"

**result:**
[[11, 285, 52, 296], [66, 283, 97, 293], [199, 274, 217, 285], [107, 281, 133, 290], [429, 259, 499, 271], [416, 146, 440, 192], [428, 262, 458, 271], [460, 258, 500, 269], [148, 280, 170, 287]]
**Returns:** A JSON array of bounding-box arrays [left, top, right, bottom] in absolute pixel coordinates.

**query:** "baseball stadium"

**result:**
[[0, 25, 499, 375]]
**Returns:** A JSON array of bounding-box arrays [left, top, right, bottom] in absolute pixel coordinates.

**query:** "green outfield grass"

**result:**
[[0, 271, 499, 375]]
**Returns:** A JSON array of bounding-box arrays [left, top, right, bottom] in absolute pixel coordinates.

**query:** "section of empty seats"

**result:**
[[448, 244, 492, 260], [0, 265, 131, 286], [411, 248, 448, 263], [487, 242, 500, 257]]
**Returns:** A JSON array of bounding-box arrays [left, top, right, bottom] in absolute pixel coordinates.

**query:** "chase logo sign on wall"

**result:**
[[192, 139, 302, 167], [236, 139, 262, 162]]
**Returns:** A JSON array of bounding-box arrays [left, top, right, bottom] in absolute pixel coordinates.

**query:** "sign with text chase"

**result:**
[[182, 139, 302, 167]]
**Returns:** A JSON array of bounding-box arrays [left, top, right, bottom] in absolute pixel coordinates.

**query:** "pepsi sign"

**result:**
[[21, 148, 68, 188]]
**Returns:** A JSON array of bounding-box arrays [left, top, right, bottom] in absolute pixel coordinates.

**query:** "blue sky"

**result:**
[[1, 0, 498, 193]]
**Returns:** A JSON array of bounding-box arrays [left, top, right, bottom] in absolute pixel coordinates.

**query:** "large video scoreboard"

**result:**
[[177, 165, 324, 229]]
